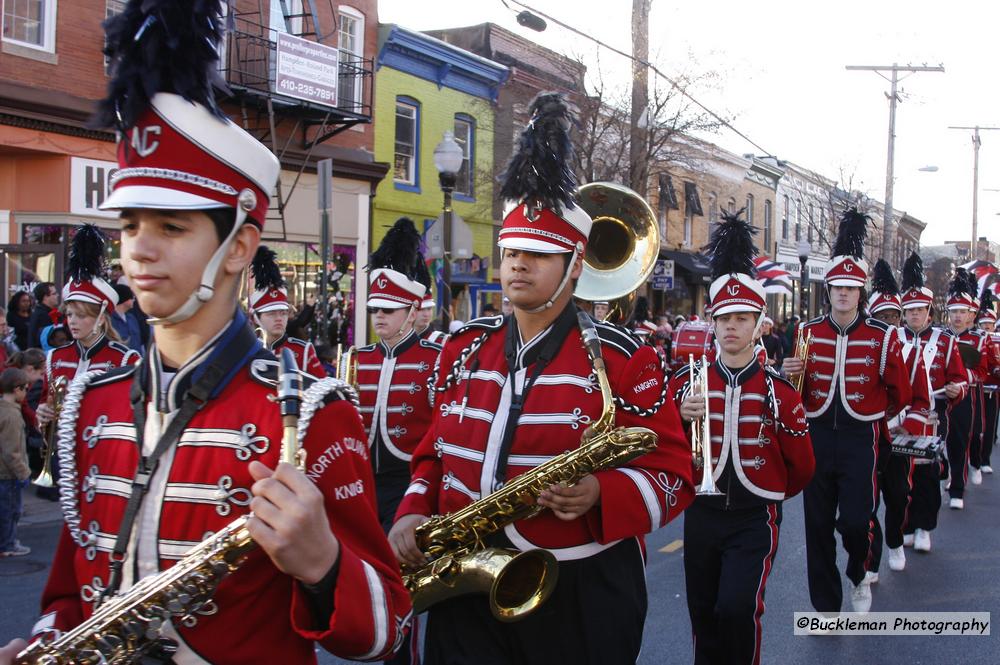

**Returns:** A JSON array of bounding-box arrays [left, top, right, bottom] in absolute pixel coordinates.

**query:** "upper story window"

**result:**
[[394, 97, 419, 189], [453, 114, 474, 198], [2, 0, 56, 52], [763, 199, 773, 249], [807, 203, 814, 243], [269, 0, 303, 35], [795, 200, 803, 242], [337, 5, 364, 111], [782, 194, 790, 241]]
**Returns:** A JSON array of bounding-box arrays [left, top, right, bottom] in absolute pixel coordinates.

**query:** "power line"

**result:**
[[502, 0, 772, 156]]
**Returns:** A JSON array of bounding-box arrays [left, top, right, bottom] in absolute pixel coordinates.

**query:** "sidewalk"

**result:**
[[19, 487, 64, 526]]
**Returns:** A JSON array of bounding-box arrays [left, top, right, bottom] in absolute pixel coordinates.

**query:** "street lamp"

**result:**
[[434, 131, 464, 331], [797, 239, 812, 320]]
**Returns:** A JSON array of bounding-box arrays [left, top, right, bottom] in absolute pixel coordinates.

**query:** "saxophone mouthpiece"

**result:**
[[278, 348, 301, 419], [577, 310, 604, 363]]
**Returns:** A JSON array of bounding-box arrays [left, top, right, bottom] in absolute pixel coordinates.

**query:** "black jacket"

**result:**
[[28, 304, 55, 349]]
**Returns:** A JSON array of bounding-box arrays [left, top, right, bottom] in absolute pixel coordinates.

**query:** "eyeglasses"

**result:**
[[367, 307, 400, 315]]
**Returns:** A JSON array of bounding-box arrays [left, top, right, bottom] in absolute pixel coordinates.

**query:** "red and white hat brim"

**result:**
[[63, 278, 118, 311], [708, 273, 766, 317], [868, 293, 902, 314], [368, 268, 425, 309], [498, 201, 591, 254], [102, 185, 227, 213], [901, 288, 934, 309], [824, 256, 868, 287]]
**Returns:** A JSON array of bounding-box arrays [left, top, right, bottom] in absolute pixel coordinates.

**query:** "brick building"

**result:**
[[1, 0, 385, 343]]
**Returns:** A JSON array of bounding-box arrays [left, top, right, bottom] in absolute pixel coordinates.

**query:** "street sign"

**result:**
[[425, 212, 473, 260], [652, 275, 673, 290], [653, 259, 675, 279], [652, 259, 674, 290]]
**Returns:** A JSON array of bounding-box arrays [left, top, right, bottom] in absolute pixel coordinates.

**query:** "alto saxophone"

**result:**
[[16, 349, 305, 665], [403, 312, 658, 621]]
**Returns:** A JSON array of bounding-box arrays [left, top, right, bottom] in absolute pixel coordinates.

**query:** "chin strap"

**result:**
[[523, 244, 581, 314], [384, 305, 417, 345], [147, 203, 250, 327]]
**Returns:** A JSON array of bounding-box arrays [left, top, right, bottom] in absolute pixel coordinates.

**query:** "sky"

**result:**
[[379, 0, 1000, 247]]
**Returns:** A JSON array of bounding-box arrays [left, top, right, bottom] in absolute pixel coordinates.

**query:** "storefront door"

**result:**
[[0, 244, 63, 302]]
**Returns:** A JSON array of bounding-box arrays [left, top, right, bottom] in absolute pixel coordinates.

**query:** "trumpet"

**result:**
[[33, 376, 68, 488], [688, 354, 723, 496], [791, 329, 812, 394], [335, 344, 358, 390]]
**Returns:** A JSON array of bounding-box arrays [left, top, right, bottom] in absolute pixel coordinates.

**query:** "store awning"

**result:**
[[661, 250, 712, 284]]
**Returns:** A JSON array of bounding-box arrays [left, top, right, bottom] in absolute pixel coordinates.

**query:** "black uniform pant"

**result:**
[[985, 392, 998, 467], [970, 387, 986, 470], [804, 421, 879, 613], [905, 401, 947, 534], [881, 453, 914, 550], [946, 391, 974, 498], [423, 538, 647, 665], [684, 501, 782, 665], [376, 472, 420, 665], [977, 391, 997, 468]]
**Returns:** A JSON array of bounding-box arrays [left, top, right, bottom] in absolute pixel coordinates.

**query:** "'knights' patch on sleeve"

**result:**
[[616, 346, 669, 414]]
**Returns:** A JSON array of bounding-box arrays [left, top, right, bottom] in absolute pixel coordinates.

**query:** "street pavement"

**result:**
[[2, 474, 996, 664]]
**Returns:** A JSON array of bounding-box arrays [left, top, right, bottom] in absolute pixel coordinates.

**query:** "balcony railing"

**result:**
[[221, 12, 373, 122]]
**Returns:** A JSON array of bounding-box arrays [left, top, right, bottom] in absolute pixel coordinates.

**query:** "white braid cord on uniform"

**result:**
[[429, 331, 491, 403], [763, 371, 810, 437], [297, 377, 359, 449], [613, 348, 670, 417], [56, 369, 105, 548]]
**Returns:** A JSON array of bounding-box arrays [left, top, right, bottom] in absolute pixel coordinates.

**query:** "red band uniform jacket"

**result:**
[[356, 330, 441, 524], [888, 327, 934, 437], [669, 359, 815, 505], [397, 310, 695, 561], [37, 318, 409, 663], [46, 334, 139, 387], [900, 325, 969, 406], [798, 314, 912, 426], [269, 335, 324, 377]]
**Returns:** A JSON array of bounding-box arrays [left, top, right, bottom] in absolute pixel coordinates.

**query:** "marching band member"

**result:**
[[42, 225, 140, 391], [413, 263, 448, 345], [249, 245, 325, 376], [783, 209, 911, 615], [591, 299, 611, 322], [976, 290, 1000, 476], [670, 211, 814, 665], [36, 225, 139, 438], [866, 259, 931, 574], [1, 3, 409, 662], [357, 218, 441, 664], [942, 269, 990, 509], [388, 93, 694, 664], [358, 218, 442, 532], [898, 253, 967, 551]]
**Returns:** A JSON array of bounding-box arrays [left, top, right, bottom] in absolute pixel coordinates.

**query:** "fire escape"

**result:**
[[221, 0, 374, 235]]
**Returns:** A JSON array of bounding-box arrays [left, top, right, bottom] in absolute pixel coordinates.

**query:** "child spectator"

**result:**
[[0, 367, 32, 557], [315, 344, 337, 377]]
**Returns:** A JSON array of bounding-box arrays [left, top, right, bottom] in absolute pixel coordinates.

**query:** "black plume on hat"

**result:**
[[499, 92, 578, 214], [93, 0, 230, 132], [948, 267, 976, 299], [706, 208, 758, 280], [250, 245, 285, 291], [832, 207, 871, 260], [901, 252, 924, 291], [67, 225, 108, 283], [631, 296, 651, 325], [964, 269, 981, 299], [413, 253, 432, 292], [368, 217, 422, 277], [978, 288, 996, 319], [870, 258, 899, 296]]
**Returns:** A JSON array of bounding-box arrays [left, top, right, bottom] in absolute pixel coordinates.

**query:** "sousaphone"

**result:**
[[574, 182, 660, 323]]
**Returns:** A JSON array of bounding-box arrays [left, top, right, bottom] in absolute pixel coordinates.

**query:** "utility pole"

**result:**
[[948, 126, 1000, 261], [846, 63, 944, 262], [629, 0, 651, 196]]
